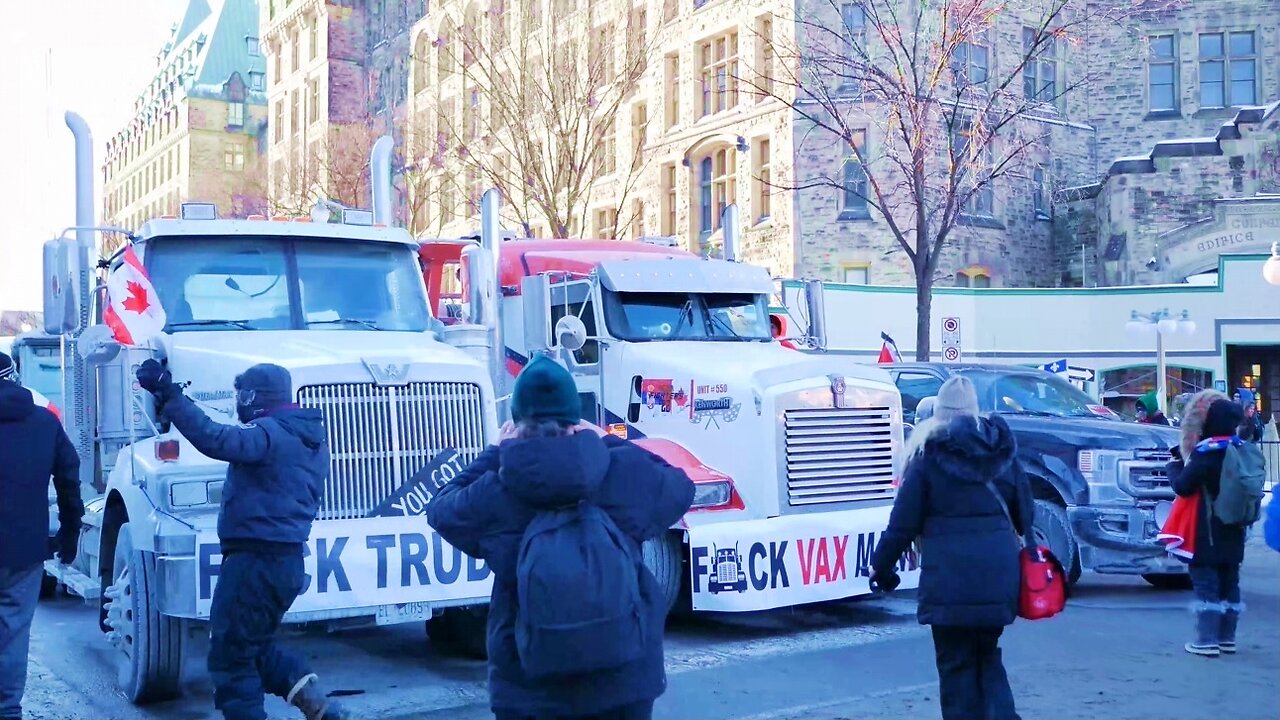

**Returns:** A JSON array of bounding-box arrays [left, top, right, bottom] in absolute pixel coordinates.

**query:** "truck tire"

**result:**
[[1142, 573, 1194, 590], [426, 606, 488, 660], [104, 522, 184, 703], [642, 532, 683, 617], [1031, 500, 1082, 585]]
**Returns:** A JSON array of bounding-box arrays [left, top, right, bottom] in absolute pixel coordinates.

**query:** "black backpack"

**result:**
[[514, 502, 648, 678]]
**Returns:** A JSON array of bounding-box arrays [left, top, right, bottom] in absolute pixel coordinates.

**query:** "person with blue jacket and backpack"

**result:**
[[431, 356, 694, 720]]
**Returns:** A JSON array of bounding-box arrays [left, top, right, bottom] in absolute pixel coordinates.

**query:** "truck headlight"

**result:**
[[1078, 449, 1135, 504], [690, 480, 733, 509]]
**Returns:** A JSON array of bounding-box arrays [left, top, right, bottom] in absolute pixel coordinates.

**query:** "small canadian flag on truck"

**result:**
[[104, 245, 167, 345]]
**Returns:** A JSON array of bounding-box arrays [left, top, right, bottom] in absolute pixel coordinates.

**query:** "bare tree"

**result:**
[[410, 0, 658, 239], [255, 123, 382, 216], [752, 0, 1181, 360]]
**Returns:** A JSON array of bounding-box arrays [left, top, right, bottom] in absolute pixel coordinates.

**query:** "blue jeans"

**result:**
[[208, 550, 309, 720], [1189, 563, 1242, 607], [0, 564, 43, 720]]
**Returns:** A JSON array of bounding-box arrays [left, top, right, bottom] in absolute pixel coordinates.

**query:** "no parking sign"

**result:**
[[941, 317, 962, 362]]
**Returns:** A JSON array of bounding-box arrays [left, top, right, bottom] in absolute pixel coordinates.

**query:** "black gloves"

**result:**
[[870, 569, 901, 593], [136, 359, 177, 398], [56, 527, 78, 565]]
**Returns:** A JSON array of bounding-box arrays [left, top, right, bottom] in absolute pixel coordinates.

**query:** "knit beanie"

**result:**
[[935, 375, 979, 422], [234, 364, 293, 410], [1137, 391, 1159, 414], [1203, 399, 1244, 438], [510, 355, 580, 425], [0, 352, 14, 382]]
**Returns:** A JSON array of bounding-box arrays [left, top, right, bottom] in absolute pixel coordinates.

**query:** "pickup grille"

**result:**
[[1123, 449, 1175, 499], [298, 382, 488, 519], [784, 407, 896, 506]]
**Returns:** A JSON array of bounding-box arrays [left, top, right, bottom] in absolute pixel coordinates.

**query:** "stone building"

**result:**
[[102, 0, 268, 233], [260, 0, 426, 213]]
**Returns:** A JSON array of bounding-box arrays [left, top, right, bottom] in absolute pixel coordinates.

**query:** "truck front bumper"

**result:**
[[1068, 504, 1186, 576]]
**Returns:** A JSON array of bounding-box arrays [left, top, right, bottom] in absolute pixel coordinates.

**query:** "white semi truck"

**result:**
[[417, 193, 920, 615], [41, 114, 499, 703]]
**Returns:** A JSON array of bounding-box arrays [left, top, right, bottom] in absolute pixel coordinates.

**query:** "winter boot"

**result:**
[[1218, 606, 1241, 654], [1184, 608, 1222, 657], [286, 673, 352, 720]]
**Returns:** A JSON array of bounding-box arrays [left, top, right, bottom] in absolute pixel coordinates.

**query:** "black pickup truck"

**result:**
[[887, 363, 1187, 588]]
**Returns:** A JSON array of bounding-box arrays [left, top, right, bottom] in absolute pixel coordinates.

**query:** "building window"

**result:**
[[273, 50, 282, 83], [1147, 34, 1177, 112], [631, 102, 647, 157], [952, 34, 990, 88], [954, 119, 994, 216], [630, 199, 645, 239], [1199, 31, 1257, 108], [842, 264, 869, 284], [227, 101, 245, 127], [291, 89, 300, 134], [596, 120, 617, 176], [696, 146, 736, 238], [274, 100, 283, 142], [1033, 165, 1050, 219], [247, 36, 260, 57], [955, 268, 991, 288], [249, 72, 265, 91], [841, 2, 866, 65], [224, 144, 245, 171], [290, 30, 300, 72], [755, 15, 774, 100], [594, 208, 618, 239], [840, 129, 869, 219], [661, 163, 677, 235], [664, 52, 680, 128], [309, 79, 320, 122], [753, 137, 771, 221], [310, 18, 320, 60], [698, 31, 739, 117], [1023, 28, 1062, 107]]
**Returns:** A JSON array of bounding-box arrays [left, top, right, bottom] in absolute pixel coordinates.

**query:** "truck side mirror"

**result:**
[[554, 315, 587, 352], [43, 236, 81, 335], [520, 274, 553, 353], [77, 324, 122, 367]]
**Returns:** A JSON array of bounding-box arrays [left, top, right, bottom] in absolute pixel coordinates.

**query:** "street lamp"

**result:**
[[1126, 309, 1195, 415], [1264, 242, 1280, 286]]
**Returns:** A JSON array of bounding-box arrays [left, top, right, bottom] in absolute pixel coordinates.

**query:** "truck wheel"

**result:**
[[104, 522, 184, 703], [1031, 500, 1082, 585], [642, 532, 683, 616], [39, 574, 59, 599], [1142, 573, 1194, 590], [426, 606, 488, 660]]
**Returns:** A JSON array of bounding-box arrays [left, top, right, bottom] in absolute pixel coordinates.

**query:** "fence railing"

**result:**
[[1264, 441, 1279, 492]]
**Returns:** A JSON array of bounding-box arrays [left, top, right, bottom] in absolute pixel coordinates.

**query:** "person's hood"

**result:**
[[0, 382, 35, 422], [497, 431, 610, 509], [923, 414, 1018, 483], [267, 405, 326, 449]]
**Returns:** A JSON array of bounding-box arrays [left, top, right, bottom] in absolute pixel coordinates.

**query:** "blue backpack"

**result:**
[[514, 502, 648, 678]]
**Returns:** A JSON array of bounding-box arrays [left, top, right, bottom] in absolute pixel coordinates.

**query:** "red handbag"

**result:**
[[984, 479, 1066, 621], [1018, 545, 1067, 620]]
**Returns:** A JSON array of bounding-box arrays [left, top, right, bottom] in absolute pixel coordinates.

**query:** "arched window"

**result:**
[[695, 145, 736, 239], [414, 34, 430, 94], [437, 26, 453, 84], [954, 266, 992, 288]]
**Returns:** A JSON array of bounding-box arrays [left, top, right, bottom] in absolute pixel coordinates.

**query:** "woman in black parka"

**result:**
[[871, 376, 1033, 720]]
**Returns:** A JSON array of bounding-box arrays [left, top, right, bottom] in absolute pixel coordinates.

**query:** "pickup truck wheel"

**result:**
[[104, 522, 184, 703], [426, 606, 488, 660], [643, 533, 683, 617], [1031, 500, 1082, 585], [1142, 573, 1194, 590]]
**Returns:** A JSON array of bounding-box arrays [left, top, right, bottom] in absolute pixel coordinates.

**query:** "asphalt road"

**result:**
[[22, 537, 1280, 720]]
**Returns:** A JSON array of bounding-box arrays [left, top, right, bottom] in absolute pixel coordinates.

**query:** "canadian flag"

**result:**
[[104, 246, 167, 345], [29, 388, 62, 421], [877, 332, 903, 364]]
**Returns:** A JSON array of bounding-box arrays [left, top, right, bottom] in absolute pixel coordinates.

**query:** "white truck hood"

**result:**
[[617, 341, 895, 394], [159, 330, 491, 409]]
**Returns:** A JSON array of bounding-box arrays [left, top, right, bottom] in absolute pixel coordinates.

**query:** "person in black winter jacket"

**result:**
[[1168, 391, 1247, 657], [135, 360, 347, 720], [431, 356, 695, 720], [0, 352, 84, 720], [870, 375, 1033, 720]]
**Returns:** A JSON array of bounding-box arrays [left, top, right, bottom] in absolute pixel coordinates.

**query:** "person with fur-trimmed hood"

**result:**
[[1168, 389, 1248, 657]]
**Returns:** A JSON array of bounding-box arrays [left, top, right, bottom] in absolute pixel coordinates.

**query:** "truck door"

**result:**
[[547, 280, 603, 423], [892, 371, 945, 425]]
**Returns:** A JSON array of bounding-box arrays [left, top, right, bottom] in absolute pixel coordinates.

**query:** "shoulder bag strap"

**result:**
[[982, 478, 1027, 550]]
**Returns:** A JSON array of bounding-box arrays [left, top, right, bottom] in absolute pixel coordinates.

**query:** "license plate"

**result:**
[[375, 602, 431, 626], [1154, 500, 1174, 529]]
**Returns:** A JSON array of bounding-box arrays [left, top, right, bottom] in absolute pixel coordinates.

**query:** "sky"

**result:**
[[0, 1, 180, 311]]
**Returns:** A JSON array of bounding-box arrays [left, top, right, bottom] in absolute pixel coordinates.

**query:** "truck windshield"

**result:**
[[958, 369, 1099, 418], [601, 290, 771, 341], [146, 236, 430, 332]]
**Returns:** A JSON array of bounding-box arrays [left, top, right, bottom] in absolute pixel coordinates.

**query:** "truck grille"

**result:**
[[298, 382, 488, 519], [1123, 449, 1175, 499], [783, 407, 896, 506]]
